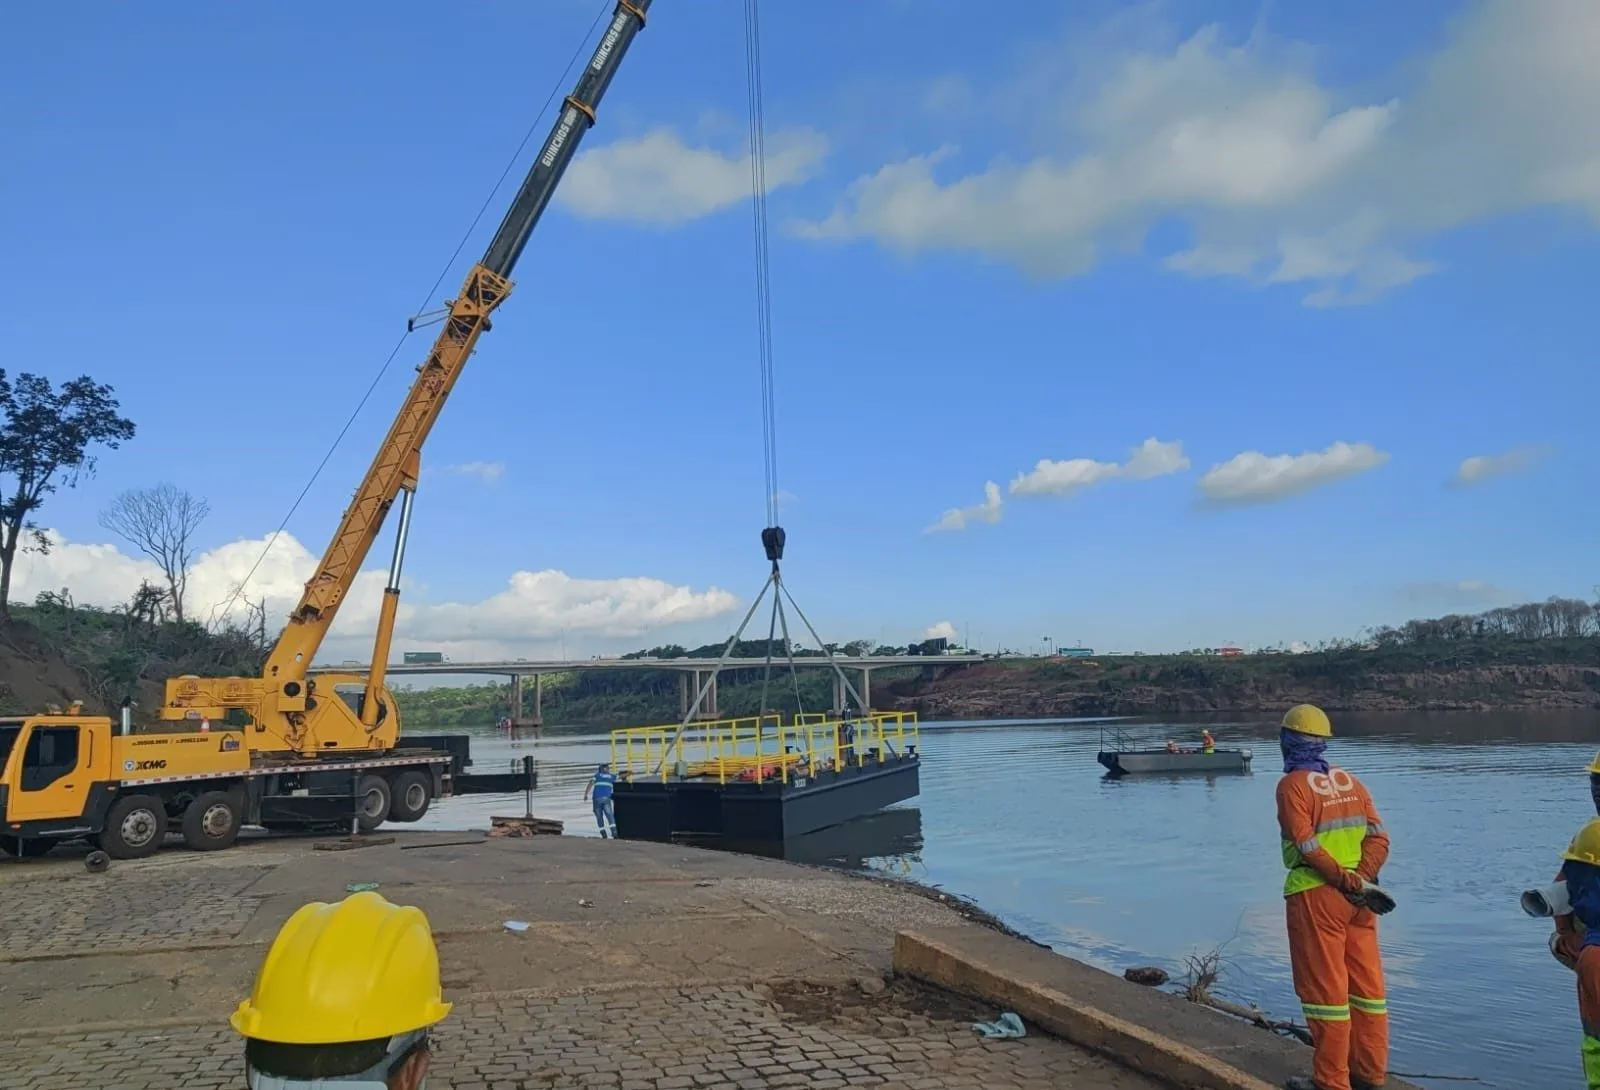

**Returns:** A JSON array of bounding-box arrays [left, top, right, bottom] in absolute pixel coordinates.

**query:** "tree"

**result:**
[[99, 483, 209, 623], [0, 372, 136, 615]]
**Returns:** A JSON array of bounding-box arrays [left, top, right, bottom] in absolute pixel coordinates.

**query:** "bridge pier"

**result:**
[[831, 668, 875, 715], [679, 670, 718, 720], [510, 672, 543, 733]]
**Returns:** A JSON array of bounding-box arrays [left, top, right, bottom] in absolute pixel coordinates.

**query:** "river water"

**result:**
[[414, 712, 1600, 1090]]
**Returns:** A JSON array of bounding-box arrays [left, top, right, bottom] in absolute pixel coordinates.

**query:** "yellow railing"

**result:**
[[609, 711, 919, 785]]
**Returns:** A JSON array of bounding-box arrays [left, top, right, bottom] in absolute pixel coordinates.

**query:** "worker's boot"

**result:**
[[1283, 1078, 1325, 1090]]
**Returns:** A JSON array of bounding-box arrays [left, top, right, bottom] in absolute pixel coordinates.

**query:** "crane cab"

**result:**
[[0, 714, 115, 842]]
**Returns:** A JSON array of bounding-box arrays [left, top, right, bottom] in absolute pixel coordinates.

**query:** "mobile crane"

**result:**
[[0, 0, 653, 861]]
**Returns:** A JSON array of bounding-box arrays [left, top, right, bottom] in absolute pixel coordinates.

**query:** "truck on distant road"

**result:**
[[402, 651, 446, 665]]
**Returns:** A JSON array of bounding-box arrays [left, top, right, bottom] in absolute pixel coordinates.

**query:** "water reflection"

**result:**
[[688, 806, 924, 876]]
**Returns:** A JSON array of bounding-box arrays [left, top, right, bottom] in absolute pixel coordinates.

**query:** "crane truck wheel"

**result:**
[[386, 771, 432, 822], [356, 775, 392, 833], [181, 791, 242, 851], [99, 794, 168, 860]]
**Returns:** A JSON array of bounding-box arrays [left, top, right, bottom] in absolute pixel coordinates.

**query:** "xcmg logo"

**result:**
[[122, 758, 168, 772]]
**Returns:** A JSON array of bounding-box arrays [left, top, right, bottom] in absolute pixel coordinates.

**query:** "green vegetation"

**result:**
[[905, 597, 1600, 717], [0, 589, 265, 717], [5, 583, 1598, 723], [0, 371, 136, 614]]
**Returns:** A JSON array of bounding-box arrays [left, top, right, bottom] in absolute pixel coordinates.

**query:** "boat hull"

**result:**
[[1097, 748, 1253, 776]]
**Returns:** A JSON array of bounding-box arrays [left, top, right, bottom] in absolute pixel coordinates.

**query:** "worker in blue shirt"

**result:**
[[583, 762, 617, 838]]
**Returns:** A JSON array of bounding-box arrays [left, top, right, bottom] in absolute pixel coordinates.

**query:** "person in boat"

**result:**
[[583, 762, 617, 839], [1201, 729, 1216, 754], [1277, 703, 1392, 1090], [1165, 739, 1179, 754]]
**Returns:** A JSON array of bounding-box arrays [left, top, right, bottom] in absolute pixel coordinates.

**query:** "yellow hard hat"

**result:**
[[1587, 750, 1600, 776], [1282, 704, 1332, 738], [231, 891, 453, 1045], [1565, 818, 1600, 868]]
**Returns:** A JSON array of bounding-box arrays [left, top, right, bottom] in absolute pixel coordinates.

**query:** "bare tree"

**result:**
[[99, 483, 209, 623]]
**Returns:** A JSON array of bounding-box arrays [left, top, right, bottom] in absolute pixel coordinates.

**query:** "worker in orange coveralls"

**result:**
[[1276, 704, 1396, 1090], [1556, 817, 1600, 1088]]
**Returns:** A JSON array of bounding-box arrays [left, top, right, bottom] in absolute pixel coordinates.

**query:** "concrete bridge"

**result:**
[[309, 654, 988, 728]]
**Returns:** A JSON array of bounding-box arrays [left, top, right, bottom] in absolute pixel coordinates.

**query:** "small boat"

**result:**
[[1096, 747, 1252, 775]]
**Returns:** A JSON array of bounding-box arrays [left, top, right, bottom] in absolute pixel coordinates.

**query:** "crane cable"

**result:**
[[742, 0, 796, 717], [659, 3, 873, 760], [206, 1, 616, 641], [744, 0, 780, 531]]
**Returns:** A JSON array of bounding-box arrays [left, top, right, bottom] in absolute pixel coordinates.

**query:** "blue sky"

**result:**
[[4, 0, 1595, 661]]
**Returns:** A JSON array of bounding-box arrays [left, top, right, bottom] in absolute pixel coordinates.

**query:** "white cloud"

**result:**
[[443, 461, 505, 482], [1453, 444, 1553, 486], [924, 621, 959, 641], [14, 530, 738, 661], [1398, 579, 1513, 608], [558, 127, 828, 226], [798, 3, 1600, 304], [925, 480, 1004, 534], [1198, 441, 1388, 506], [1010, 437, 1189, 497]]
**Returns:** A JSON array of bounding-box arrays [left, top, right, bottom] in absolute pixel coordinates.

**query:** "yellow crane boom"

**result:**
[[160, 0, 653, 754]]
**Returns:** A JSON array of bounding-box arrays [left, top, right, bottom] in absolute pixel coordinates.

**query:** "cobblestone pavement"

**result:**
[[0, 982, 1161, 1090], [0, 862, 273, 957]]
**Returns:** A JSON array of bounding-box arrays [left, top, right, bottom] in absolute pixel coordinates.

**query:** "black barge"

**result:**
[[609, 712, 920, 842]]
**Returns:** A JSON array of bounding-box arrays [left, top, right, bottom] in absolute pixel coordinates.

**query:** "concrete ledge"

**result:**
[[895, 928, 1422, 1090]]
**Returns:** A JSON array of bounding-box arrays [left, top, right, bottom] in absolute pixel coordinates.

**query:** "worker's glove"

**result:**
[[1342, 874, 1396, 915], [1553, 929, 1583, 971]]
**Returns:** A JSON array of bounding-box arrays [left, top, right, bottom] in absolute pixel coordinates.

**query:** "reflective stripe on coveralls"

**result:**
[[1282, 812, 1376, 896], [1579, 946, 1600, 1088]]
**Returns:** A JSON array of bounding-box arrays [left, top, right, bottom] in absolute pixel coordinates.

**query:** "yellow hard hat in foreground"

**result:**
[[1586, 749, 1600, 776], [232, 891, 453, 1046], [1565, 818, 1600, 869], [1282, 704, 1333, 738]]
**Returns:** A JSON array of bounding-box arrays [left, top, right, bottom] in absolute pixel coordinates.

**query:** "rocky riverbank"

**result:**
[[876, 656, 1600, 718]]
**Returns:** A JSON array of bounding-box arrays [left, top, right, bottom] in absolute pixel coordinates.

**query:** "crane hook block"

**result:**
[[761, 526, 786, 563]]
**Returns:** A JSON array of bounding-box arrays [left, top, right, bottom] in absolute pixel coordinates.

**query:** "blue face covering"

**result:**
[[1280, 728, 1330, 774]]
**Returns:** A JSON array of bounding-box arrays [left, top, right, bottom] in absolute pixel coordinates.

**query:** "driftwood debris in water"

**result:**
[[1176, 943, 1483, 1083], [1180, 945, 1314, 1046]]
